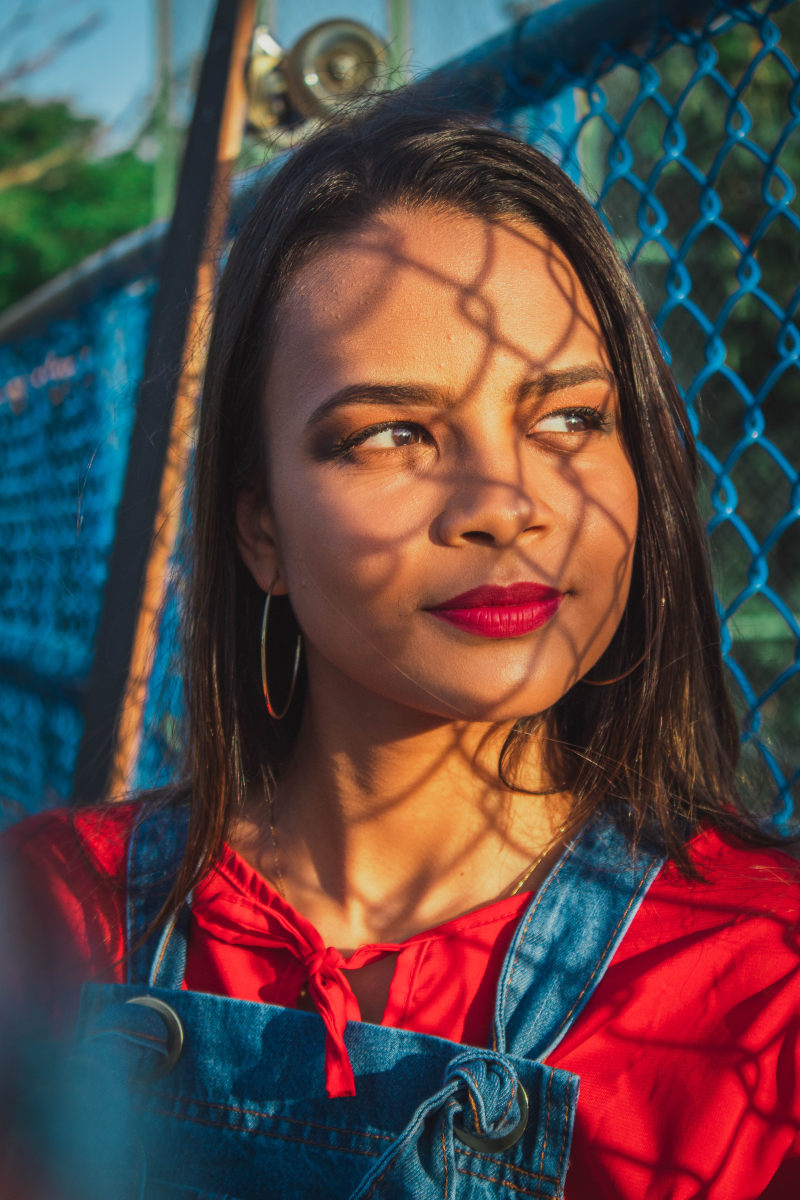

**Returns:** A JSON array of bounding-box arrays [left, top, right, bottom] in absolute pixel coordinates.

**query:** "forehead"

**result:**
[[268, 206, 609, 406]]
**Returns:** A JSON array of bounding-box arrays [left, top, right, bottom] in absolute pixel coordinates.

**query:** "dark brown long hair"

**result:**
[[161, 97, 786, 920]]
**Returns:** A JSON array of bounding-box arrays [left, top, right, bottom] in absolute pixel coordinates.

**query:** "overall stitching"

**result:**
[[464, 1085, 482, 1132], [356, 1095, 459, 1200], [457, 1150, 558, 1185], [144, 1106, 382, 1158], [458, 1065, 518, 1131], [544, 858, 663, 1049], [149, 1090, 394, 1143], [555, 1090, 571, 1191], [441, 1115, 448, 1196], [502, 845, 576, 1006], [360, 1147, 404, 1199], [151, 918, 177, 985], [137, 1102, 567, 1193], [537, 1070, 554, 1178], [455, 1165, 553, 1196]]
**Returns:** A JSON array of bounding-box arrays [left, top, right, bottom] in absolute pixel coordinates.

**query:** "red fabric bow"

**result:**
[[191, 884, 396, 1097]]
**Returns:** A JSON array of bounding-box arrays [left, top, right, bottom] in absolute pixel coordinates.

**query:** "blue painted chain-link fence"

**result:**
[[0, 0, 797, 828], [0, 276, 157, 825], [514, 0, 800, 826]]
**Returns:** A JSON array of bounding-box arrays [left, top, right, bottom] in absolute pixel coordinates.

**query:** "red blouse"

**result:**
[[190, 842, 531, 1096], [4, 802, 800, 1198]]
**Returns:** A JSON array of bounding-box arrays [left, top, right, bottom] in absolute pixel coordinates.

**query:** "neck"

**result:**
[[237, 672, 571, 947]]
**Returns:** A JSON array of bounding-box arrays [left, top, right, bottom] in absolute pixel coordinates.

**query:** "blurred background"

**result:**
[[0, 0, 526, 311], [0, 0, 798, 830]]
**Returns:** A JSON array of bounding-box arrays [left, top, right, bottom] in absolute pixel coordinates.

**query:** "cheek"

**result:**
[[578, 463, 639, 614], [587, 475, 638, 570], [270, 467, 431, 610], [549, 462, 637, 682], [533, 445, 637, 574]]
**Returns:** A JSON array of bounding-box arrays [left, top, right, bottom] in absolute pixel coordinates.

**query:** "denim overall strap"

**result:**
[[126, 802, 191, 988], [74, 807, 670, 1197], [493, 813, 664, 1062], [73, 985, 580, 1199]]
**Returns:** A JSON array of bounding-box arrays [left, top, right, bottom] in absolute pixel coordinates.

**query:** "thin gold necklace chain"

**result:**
[[268, 792, 567, 906], [504, 821, 568, 897]]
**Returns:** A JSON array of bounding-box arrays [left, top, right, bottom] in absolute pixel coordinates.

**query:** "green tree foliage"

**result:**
[[0, 97, 155, 311]]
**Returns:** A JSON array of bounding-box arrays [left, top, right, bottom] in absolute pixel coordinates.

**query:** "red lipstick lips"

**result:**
[[428, 583, 564, 639]]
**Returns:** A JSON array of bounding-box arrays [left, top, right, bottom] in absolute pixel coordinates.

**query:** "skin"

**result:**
[[234, 206, 638, 1020]]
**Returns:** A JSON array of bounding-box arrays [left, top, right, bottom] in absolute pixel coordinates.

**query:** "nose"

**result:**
[[432, 456, 547, 548]]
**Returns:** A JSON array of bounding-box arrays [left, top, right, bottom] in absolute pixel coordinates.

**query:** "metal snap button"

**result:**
[[125, 996, 184, 1079], [453, 1081, 529, 1153]]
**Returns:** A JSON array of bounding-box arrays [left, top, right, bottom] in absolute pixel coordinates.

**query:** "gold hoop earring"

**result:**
[[260, 579, 302, 720]]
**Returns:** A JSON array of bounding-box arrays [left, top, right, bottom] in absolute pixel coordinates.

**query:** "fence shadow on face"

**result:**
[[229, 206, 658, 933]]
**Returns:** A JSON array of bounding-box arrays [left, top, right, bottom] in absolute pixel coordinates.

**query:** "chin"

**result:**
[[401, 675, 579, 725]]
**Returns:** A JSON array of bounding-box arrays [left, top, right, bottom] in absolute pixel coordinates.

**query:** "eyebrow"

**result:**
[[304, 364, 614, 430]]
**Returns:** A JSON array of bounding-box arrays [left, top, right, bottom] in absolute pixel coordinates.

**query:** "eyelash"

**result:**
[[328, 406, 613, 460], [330, 421, 429, 457], [534, 405, 614, 437]]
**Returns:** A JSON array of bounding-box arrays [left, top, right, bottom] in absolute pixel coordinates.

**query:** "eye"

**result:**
[[530, 406, 612, 437], [358, 422, 427, 449], [335, 420, 431, 456]]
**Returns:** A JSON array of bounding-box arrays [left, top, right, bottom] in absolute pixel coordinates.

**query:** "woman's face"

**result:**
[[239, 206, 638, 723]]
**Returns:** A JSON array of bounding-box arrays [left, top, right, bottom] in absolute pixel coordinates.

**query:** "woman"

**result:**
[[4, 101, 799, 1198]]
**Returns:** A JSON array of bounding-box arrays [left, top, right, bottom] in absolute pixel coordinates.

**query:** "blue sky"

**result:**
[[4, 0, 514, 149]]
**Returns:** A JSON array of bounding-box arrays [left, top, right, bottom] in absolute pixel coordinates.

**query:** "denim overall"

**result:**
[[67, 806, 663, 1199]]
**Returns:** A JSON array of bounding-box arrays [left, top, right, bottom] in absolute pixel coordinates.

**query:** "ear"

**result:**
[[235, 488, 288, 595]]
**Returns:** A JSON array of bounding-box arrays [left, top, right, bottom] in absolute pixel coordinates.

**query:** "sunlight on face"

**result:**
[[254, 206, 638, 723]]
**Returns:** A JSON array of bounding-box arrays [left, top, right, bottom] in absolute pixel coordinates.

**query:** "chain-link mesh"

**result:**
[[0, 279, 156, 825], [1, 0, 797, 827], [493, 0, 799, 825]]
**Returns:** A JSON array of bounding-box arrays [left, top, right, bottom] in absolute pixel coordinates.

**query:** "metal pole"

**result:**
[[72, 0, 255, 804], [153, 0, 178, 220], [387, 0, 411, 83]]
